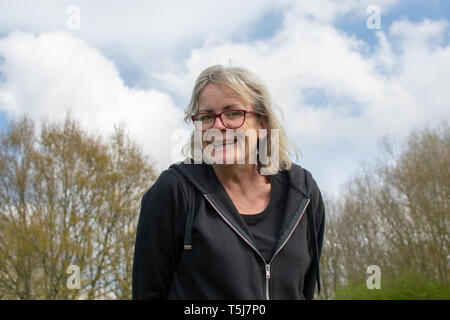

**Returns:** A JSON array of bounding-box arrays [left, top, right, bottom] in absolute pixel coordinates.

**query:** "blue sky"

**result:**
[[338, 1, 450, 41], [0, 0, 449, 196]]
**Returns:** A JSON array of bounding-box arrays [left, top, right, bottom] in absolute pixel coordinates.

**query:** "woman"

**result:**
[[132, 65, 325, 300]]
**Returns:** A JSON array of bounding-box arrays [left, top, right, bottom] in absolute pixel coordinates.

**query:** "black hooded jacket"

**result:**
[[132, 159, 325, 300]]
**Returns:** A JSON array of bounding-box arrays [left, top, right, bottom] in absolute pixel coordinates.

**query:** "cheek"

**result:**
[[244, 136, 258, 155], [246, 116, 265, 132]]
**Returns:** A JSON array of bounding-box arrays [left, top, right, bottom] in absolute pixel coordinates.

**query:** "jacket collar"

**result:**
[[169, 159, 312, 252], [170, 158, 312, 199]]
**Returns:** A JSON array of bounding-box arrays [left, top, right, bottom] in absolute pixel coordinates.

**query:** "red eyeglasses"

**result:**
[[191, 109, 260, 131]]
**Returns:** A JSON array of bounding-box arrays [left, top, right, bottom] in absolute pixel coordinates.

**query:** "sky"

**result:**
[[0, 0, 449, 197]]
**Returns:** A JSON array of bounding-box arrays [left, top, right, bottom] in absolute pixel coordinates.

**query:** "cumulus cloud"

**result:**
[[389, 19, 450, 122], [276, 0, 399, 23], [0, 0, 276, 77], [153, 16, 450, 194], [0, 0, 449, 195], [0, 32, 185, 171]]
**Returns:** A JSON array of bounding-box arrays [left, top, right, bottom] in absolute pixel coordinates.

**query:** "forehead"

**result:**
[[198, 82, 251, 111]]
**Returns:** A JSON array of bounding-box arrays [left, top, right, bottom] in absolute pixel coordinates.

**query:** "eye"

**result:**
[[194, 113, 213, 121], [225, 110, 243, 118]]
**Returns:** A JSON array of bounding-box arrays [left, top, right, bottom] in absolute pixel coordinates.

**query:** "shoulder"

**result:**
[[287, 163, 325, 222], [146, 169, 183, 194], [141, 168, 188, 209], [285, 163, 322, 199]]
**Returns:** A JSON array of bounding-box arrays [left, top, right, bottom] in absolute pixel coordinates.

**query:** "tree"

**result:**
[[319, 122, 449, 299], [0, 116, 157, 299]]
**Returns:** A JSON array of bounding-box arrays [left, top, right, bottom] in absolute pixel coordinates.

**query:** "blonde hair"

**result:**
[[182, 64, 300, 172]]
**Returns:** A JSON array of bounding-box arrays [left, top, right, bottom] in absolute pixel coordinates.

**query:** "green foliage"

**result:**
[[333, 271, 450, 300]]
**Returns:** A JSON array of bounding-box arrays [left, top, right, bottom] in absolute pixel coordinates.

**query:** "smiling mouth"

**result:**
[[212, 137, 238, 147]]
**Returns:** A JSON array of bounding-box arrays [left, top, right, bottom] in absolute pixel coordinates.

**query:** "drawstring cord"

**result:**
[[183, 181, 195, 250]]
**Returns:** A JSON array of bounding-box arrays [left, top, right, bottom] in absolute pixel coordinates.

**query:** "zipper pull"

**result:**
[[265, 264, 271, 279]]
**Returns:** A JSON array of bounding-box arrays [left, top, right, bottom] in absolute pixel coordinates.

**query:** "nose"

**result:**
[[211, 114, 227, 130]]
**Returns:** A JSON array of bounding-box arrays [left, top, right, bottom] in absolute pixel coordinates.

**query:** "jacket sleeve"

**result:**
[[132, 170, 187, 299], [302, 175, 326, 300]]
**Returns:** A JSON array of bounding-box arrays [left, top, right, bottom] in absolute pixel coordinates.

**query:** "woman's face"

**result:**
[[197, 82, 264, 165]]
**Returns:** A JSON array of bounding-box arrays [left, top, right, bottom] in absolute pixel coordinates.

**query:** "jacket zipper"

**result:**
[[204, 194, 310, 300], [265, 264, 271, 300]]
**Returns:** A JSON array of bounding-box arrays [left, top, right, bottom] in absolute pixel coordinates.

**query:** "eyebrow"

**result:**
[[198, 104, 239, 113]]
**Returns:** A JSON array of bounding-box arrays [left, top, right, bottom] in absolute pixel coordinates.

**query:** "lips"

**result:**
[[212, 137, 237, 147]]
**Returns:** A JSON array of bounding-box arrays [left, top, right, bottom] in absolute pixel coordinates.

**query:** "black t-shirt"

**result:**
[[240, 172, 288, 263]]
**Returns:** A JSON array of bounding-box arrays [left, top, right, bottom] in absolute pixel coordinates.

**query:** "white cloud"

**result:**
[[275, 0, 399, 23], [153, 16, 450, 195], [0, 0, 275, 77], [0, 31, 185, 171], [389, 19, 450, 123], [0, 1, 449, 196]]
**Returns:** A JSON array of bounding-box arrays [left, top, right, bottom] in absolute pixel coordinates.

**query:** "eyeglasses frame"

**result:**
[[191, 109, 261, 131]]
